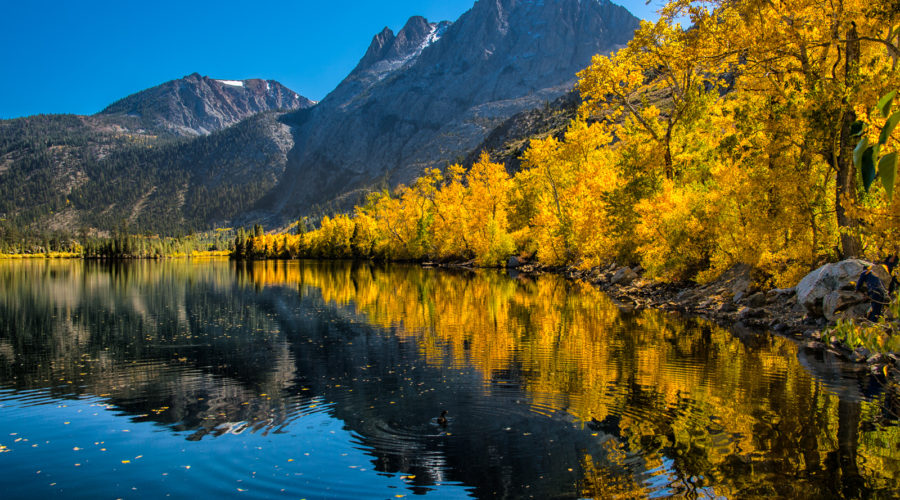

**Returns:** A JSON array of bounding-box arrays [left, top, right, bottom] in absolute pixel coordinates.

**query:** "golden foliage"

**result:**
[[239, 0, 899, 287]]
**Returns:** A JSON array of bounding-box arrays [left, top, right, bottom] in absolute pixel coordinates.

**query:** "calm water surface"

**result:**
[[0, 259, 898, 499]]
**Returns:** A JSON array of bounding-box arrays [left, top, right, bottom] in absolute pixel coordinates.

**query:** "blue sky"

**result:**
[[0, 0, 667, 119]]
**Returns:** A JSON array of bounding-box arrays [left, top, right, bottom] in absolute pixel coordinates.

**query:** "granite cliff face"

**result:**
[[269, 0, 640, 216], [99, 73, 315, 136]]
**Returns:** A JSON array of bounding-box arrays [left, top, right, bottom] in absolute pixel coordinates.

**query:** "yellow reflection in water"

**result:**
[[240, 260, 900, 498]]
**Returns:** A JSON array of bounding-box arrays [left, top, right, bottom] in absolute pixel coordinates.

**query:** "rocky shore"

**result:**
[[494, 258, 900, 386]]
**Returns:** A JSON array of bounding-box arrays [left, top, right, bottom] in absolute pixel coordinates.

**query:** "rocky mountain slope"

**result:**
[[0, 73, 310, 235], [464, 89, 581, 173], [268, 0, 640, 216], [99, 73, 315, 136]]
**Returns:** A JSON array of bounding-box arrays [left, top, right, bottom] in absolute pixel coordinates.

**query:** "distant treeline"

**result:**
[[0, 224, 233, 259]]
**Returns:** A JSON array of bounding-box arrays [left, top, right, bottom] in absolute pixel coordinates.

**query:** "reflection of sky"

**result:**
[[645, 458, 725, 500], [0, 394, 472, 499]]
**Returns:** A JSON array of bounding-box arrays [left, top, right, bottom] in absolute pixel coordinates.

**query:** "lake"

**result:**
[[0, 259, 897, 498]]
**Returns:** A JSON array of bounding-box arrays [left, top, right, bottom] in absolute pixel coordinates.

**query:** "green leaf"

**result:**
[[878, 90, 898, 118], [879, 111, 900, 145], [879, 152, 897, 200], [850, 120, 866, 138], [861, 146, 878, 192], [853, 136, 869, 168]]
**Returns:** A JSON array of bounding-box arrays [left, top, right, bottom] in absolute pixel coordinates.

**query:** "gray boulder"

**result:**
[[507, 256, 523, 268], [796, 259, 889, 317], [745, 292, 767, 308], [611, 267, 638, 286], [822, 290, 869, 322]]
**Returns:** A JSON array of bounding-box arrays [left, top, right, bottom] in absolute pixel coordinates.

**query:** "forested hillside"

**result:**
[[0, 74, 311, 249], [0, 111, 295, 251]]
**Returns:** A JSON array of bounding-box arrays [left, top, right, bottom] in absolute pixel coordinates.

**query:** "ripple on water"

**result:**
[[0, 387, 62, 407]]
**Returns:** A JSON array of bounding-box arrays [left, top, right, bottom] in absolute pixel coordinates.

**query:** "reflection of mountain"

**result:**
[[0, 261, 300, 438], [0, 260, 898, 498]]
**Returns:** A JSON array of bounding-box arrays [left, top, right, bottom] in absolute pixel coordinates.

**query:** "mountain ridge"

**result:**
[[99, 73, 315, 136], [0, 72, 312, 236]]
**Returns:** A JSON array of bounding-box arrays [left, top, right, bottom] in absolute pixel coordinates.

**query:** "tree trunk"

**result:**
[[836, 22, 862, 259], [664, 123, 674, 180]]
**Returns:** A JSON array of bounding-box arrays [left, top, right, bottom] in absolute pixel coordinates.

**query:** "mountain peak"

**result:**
[[99, 74, 315, 136], [398, 15, 433, 40], [272, 0, 640, 216], [351, 16, 451, 78], [357, 27, 397, 72]]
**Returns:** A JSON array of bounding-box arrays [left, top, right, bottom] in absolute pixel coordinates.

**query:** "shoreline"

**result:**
[[436, 259, 900, 387], [0, 251, 230, 260], [9, 253, 897, 385]]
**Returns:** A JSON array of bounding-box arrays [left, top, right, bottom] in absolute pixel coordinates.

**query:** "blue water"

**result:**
[[0, 391, 472, 499], [0, 259, 897, 498]]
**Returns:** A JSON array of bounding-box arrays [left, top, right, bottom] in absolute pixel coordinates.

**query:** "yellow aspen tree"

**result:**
[[431, 164, 472, 259], [465, 152, 515, 265], [672, 0, 900, 259]]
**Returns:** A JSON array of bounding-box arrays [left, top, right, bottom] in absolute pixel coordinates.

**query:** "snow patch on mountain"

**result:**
[[370, 22, 448, 82]]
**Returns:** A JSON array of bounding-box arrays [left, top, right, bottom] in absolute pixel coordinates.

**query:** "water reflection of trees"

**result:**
[[242, 260, 900, 498], [0, 260, 300, 441], [0, 260, 898, 498]]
